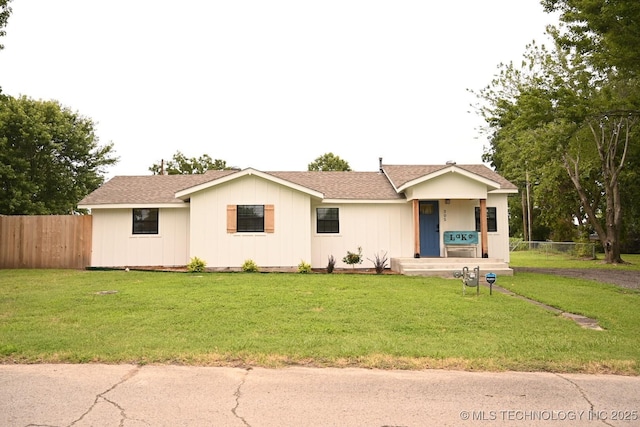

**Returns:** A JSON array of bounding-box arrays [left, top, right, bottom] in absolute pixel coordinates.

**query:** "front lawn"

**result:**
[[0, 269, 638, 374]]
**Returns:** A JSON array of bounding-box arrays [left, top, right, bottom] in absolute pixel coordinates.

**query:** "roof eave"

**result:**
[[488, 188, 519, 194], [78, 203, 189, 210], [321, 198, 406, 204]]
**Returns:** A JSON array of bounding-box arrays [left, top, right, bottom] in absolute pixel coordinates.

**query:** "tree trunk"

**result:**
[[563, 154, 625, 264], [564, 114, 635, 264]]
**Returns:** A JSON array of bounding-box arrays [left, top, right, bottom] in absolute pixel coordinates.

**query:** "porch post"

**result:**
[[480, 198, 488, 257], [413, 199, 420, 257]]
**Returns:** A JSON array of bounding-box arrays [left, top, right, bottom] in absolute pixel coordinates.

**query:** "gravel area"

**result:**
[[514, 267, 640, 290]]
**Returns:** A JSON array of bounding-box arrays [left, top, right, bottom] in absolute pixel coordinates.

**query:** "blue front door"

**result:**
[[419, 201, 440, 257]]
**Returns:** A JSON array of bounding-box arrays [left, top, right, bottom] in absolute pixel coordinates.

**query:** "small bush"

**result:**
[[367, 251, 388, 274], [298, 260, 312, 273], [342, 246, 363, 269], [187, 257, 206, 273], [326, 255, 336, 273], [242, 259, 259, 272]]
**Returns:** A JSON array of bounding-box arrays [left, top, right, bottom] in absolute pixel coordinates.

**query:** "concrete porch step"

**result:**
[[391, 257, 513, 278]]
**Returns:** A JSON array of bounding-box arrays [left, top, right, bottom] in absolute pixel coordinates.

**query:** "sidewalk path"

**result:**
[[1, 364, 639, 426]]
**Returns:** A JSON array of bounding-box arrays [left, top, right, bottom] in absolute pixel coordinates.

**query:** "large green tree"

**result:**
[[475, 37, 640, 263], [307, 152, 351, 171], [149, 151, 230, 175], [0, 95, 118, 214], [542, 0, 640, 77]]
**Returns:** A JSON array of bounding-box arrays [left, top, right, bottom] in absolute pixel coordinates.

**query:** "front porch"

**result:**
[[391, 257, 513, 278]]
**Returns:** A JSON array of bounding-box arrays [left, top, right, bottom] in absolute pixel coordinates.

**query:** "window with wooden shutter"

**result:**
[[227, 205, 237, 233], [228, 204, 274, 233]]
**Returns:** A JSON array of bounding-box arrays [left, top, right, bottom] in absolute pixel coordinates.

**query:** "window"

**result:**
[[237, 205, 264, 232], [133, 208, 159, 234], [475, 207, 497, 232], [317, 207, 339, 233]]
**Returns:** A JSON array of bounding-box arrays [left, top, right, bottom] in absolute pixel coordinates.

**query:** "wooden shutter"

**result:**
[[227, 205, 237, 233], [265, 204, 274, 233]]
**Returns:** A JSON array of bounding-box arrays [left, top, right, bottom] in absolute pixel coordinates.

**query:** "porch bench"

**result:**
[[443, 231, 479, 258]]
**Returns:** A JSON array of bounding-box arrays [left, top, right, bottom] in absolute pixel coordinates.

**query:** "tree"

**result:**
[[0, 95, 118, 214], [149, 151, 230, 175], [0, 0, 11, 50], [474, 39, 640, 263], [542, 0, 640, 77], [307, 152, 351, 171]]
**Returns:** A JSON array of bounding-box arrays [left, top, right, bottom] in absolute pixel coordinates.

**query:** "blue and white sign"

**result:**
[[443, 231, 479, 245], [485, 272, 496, 285]]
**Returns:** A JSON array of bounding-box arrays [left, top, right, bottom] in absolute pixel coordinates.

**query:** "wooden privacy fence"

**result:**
[[0, 215, 92, 269]]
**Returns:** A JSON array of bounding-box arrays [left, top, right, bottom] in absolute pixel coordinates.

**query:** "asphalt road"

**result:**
[[1, 364, 639, 426]]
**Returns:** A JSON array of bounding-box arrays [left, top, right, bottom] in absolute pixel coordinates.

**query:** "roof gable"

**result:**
[[382, 164, 517, 193], [174, 168, 324, 200]]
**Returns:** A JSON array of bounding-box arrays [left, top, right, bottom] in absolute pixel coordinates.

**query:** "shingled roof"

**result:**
[[78, 164, 516, 207], [78, 171, 235, 205], [267, 171, 403, 200], [382, 164, 518, 191]]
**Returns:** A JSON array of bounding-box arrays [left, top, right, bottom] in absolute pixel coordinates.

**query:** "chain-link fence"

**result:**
[[510, 240, 596, 258]]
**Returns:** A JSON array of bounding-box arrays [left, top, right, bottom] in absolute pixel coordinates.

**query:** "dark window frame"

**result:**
[[475, 207, 497, 232], [133, 208, 159, 235], [237, 205, 265, 232], [317, 207, 339, 234]]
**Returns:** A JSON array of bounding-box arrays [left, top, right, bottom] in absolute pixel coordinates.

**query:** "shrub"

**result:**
[[342, 246, 363, 269], [242, 259, 259, 272], [187, 256, 206, 273], [326, 255, 336, 273], [367, 251, 388, 274], [298, 260, 312, 273]]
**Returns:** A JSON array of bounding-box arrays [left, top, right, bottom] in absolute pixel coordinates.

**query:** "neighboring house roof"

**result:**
[[78, 164, 517, 207]]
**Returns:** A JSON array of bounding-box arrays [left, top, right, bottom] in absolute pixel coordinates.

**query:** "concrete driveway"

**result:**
[[1, 364, 639, 426]]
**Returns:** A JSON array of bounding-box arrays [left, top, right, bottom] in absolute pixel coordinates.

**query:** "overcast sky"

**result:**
[[1, 1, 555, 177]]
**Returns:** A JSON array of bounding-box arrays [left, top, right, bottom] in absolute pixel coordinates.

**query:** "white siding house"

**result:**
[[78, 162, 518, 272]]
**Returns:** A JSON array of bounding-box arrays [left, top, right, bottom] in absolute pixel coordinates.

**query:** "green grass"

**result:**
[[510, 250, 640, 269], [0, 269, 638, 374]]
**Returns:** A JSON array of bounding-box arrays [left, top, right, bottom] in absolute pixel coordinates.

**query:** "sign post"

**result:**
[[485, 273, 496, 295]]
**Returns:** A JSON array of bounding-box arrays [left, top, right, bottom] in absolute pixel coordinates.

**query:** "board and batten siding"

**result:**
[[311, 202, 413, 269], [482, 193, 511, 262], [90, 207, 189, 267], [188, 175, 311, 268]]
